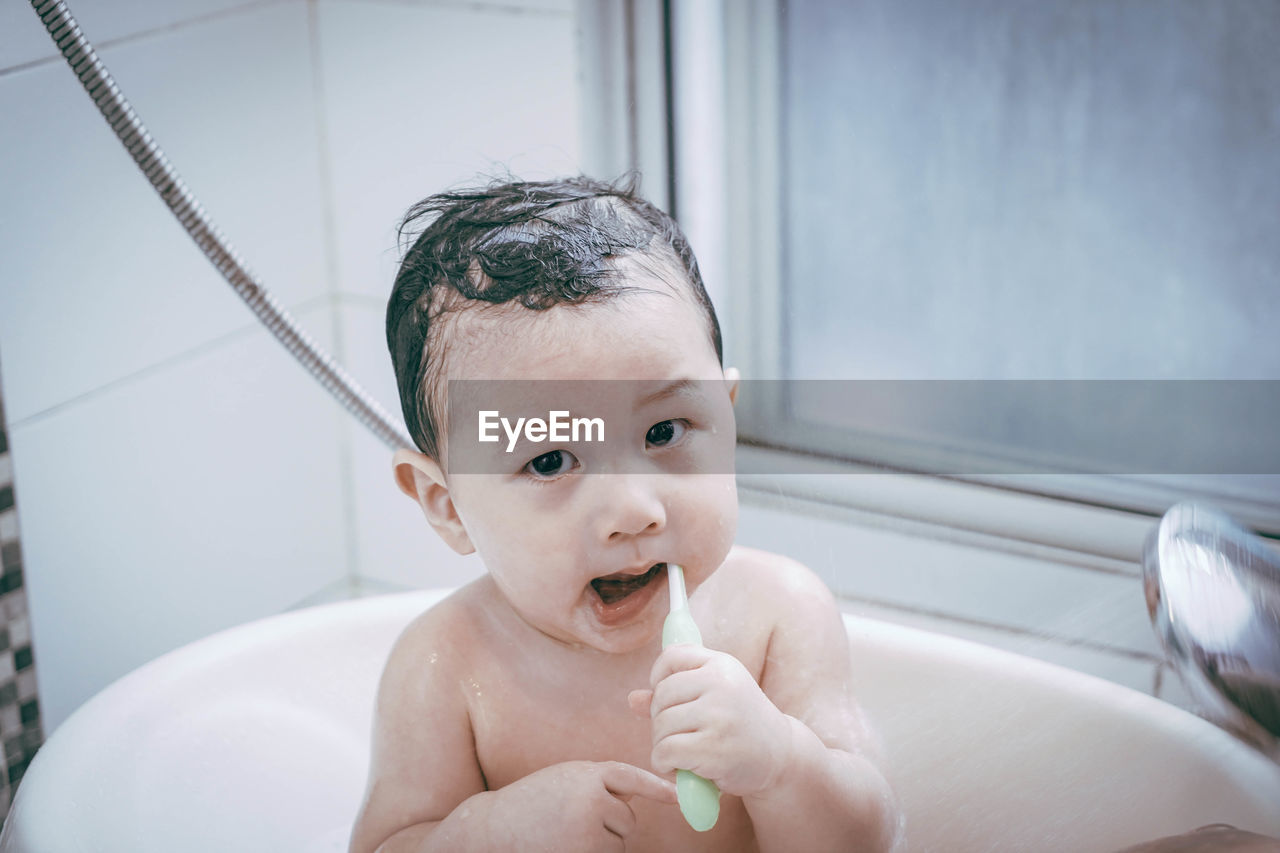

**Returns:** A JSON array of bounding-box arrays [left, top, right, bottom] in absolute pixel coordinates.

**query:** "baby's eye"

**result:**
[[523, 449, 579, 479], [646, 419, 688, 448]]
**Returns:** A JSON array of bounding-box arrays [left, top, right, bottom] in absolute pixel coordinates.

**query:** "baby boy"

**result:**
[[349, 176, 900, 852]]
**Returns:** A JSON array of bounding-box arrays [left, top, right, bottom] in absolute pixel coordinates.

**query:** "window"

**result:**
[[584, 0, 1280, 548]]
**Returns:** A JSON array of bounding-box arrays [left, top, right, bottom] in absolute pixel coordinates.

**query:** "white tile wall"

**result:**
[[315, 0, 581, 300], [737, 493, 1167, 697], [0, 1, 329, 423], [349, 417, 486, 590], [0, 0, 277, 71], [1, 0, 584, 736], [839, 597, 1157, 696], [324, 0, 573, 22], [312, 0, 584, 590], [333, 298, 401, 427], [337, 300, 483, 590], [1153, 661, 1203, 715], [8, 304, 349, 730], [738, 494, 1159, 657]]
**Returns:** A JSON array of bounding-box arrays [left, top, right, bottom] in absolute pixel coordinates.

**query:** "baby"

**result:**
[[349, 176, 900, 852]]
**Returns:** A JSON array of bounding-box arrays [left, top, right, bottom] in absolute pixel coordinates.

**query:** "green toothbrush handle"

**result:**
[[662, 609, 703, 647], [676, 769, 721, 832], [662, 610, 722, 831]]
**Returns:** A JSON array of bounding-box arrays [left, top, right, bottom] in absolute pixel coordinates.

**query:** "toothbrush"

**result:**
[[662, 563, 722, 832]]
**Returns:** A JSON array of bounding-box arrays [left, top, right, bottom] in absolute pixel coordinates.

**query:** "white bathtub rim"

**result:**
[[10, 587, 1280, 851], [38, 586, 1280, 796]]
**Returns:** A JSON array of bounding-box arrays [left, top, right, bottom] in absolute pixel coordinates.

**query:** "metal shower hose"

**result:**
[[28, 0, 415, 451]]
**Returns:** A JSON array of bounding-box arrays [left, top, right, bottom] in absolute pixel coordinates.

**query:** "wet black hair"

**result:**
[[386, 174, 723, 457]]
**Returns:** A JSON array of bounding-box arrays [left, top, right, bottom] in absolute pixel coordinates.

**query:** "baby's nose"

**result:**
[[597, 475, 667, 541]]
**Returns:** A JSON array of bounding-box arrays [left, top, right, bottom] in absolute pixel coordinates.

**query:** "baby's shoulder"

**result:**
[[716, 545, 836, 607], [379, 580, 496, 696], [707, 546, 839, 631]]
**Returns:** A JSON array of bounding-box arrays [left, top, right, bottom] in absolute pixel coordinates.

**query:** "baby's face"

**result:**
[[441, 277, 737, 654]]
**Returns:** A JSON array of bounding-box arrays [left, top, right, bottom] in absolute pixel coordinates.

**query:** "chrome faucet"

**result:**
[[1143, 502, 1280, 754]]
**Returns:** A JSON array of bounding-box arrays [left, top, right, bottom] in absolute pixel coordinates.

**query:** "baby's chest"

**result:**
[[470, 679, 651, 789], [467, 632, 768, 791], [468, 685, 758, 852]]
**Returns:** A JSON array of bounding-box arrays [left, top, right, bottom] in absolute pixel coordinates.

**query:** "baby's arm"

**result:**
[[348, 615, 487, 853], [637, 557, 900, 853], [745, 562, 901, 852]]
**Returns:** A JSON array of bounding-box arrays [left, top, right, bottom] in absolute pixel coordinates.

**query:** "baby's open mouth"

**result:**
[[590, 563, 666, 606]]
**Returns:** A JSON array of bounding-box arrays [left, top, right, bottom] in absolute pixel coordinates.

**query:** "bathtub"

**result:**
[[3, 589, 1278, 852]]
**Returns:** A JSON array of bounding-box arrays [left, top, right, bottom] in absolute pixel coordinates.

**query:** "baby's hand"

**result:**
[[629, 645, 792, 798], [484, 760, 676, 852]]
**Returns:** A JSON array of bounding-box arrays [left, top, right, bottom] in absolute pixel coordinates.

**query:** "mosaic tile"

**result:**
[[15, 670, 36, 702], [0, 542, 19, 571], [0, 379, 42, 819], [0, 568, 22, 595], [3, 592, 26, 622], [8, 617, 28, 648], [0, 707, 17, 736], [21, 727, 41, 758], [0, 707, 16, 741]]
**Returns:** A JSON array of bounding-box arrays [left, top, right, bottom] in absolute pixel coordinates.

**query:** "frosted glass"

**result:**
[[776, 0, 1280, 515], [782, 0, 1280, 382]]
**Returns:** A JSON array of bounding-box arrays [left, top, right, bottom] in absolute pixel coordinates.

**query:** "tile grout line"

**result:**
[[9, 294, 335, 432], [0, 370, 45, 815], [334, 292, 390, 309], [283, 574, 414, 611], [283, 575, 352, 611], [306, 0, 362, 590], [836, 592, 1163, 665], [0, 0, 297, 79], [329, 0, 572, 19], [741, 484, 1142, 579]]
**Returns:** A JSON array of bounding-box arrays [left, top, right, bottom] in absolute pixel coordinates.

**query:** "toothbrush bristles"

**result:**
[[668, 563, 687, 611]]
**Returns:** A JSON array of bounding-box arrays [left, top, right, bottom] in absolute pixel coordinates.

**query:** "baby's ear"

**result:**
[[723, 366, 741, 406], [392, 450, 476, 555]]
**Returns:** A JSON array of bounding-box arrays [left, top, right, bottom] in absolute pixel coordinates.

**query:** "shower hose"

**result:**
[[28, 0, 415, 451]]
